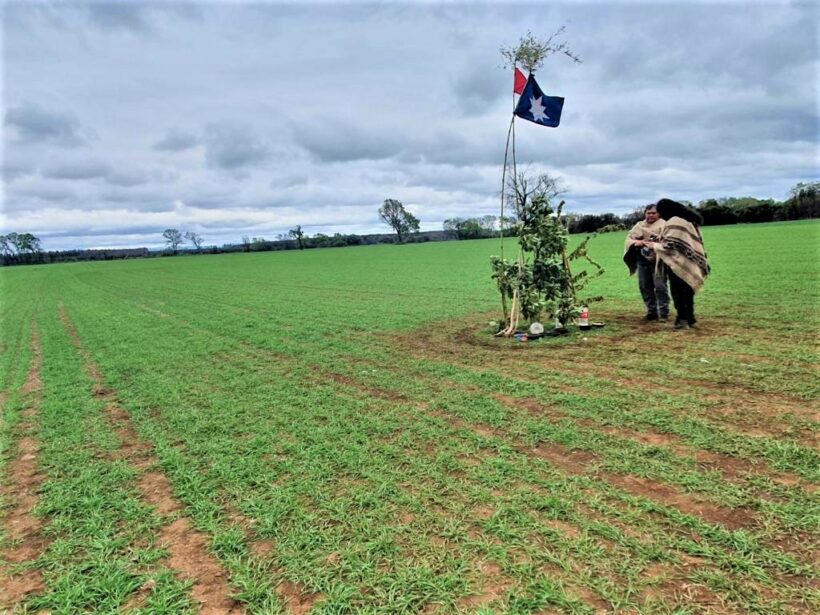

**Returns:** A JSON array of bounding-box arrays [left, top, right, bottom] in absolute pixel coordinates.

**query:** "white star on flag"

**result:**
[[530, 95, 549, 122]]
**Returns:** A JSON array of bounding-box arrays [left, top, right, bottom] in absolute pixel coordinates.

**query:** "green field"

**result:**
[[1, 220, 818, 614]]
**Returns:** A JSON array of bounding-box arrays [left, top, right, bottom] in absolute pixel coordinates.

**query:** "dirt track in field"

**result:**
[[58, 307, 243, 614], [0, 329, 47, 608]]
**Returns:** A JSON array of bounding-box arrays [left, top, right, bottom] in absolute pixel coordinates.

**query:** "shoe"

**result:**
[[643, 313, 658, 322], [674, 322, 690, 330], [659, 314, 669, 322]]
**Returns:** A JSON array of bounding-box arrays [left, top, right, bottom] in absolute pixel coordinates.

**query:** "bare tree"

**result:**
[[505, 171, 567, 219], [162, 228, 184, 254], [378, 199, 420, 244], [288, 225, 305, 250], [184, 231, 204, 251], [241, 235, 251, 252]]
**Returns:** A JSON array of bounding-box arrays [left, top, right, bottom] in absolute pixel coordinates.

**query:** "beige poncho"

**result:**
[[653, 216, 711, 292], [623, 219, 666, 275]]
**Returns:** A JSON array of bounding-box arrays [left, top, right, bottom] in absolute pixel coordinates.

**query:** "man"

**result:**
[[644, 198, 710, 330], [623, 203, 670, 321]]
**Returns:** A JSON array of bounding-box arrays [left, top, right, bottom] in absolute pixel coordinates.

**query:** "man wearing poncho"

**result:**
[[645, 199, 711, 330], [623, 204, 670, 321]]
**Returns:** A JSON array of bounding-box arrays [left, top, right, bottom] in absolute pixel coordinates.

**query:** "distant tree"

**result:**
[[442, 218, 463, 239], [505, 171, 566, 219], [567, 212, 621, 234], [444, 215, 506, 240], [621, 206, 646, 227], [184, 231, 204, 251], [241, 235, 251, 252], [5, 232, 21, 255], [0, 235, 12, 260], [787, 181, 820, 219], [162, 228, 184, 254], [250, 237, 270, 251], [597, 223, 626, 233], [480, 215, 498, 232], [312, 233, 330, 248], [289, 225, 305, 250], [379, 199, 420, 243], [0, 232, 42, 264], [17, 233, 41, 256], [698, 199, 738, 226]]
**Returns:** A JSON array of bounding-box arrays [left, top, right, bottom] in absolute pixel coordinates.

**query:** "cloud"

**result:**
[[12, 183, 77, 203], [87, 3, 151, 31], [41, 159, 112, 180], [294, 119, 405, 163], [103, 170, 149, 187], [2, 159, 35, 183], [153, 129, 199, 152], [451, 59, 507, 116], [4, 103, 90, 147], [203, 124, 271, 170]]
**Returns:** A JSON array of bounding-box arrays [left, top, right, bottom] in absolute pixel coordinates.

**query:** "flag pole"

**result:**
[[499, 115, 514, 260]]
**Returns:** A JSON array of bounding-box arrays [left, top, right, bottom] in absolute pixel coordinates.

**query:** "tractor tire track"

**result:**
[[0, 328, 47, 608], [57, 306, 242, 614]]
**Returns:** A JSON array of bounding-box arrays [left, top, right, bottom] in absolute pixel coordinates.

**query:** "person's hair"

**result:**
[[644, 203, 657, 212], [655, 198, 703, 225]]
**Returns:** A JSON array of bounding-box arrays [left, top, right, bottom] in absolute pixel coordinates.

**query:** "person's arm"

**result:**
[[626, 224, 645, 248], [643, 228, 665, 251]]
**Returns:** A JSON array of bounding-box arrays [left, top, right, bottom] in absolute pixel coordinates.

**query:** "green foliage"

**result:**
[[379, 198, 420, 244], [491, 192, 604, 331], [500, 28, 581, 73], [288, 225, 305, 250], [443, 215, 500, 240], [0, 231, 42, 264]]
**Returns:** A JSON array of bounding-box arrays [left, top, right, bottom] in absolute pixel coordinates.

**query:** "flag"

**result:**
[[514, 68, 527, 95], [514, 74, 564, 128]]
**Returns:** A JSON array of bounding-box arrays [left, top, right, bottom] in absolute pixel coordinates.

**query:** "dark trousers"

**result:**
[[637, 257, 669, 317], [668, 270, 696, 325]]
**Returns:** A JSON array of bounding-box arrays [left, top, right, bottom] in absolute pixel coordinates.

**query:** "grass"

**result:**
[[1, 219, 818, 613]]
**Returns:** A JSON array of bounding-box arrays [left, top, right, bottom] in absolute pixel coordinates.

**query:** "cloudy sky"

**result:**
[[2, 1, 817, 250]]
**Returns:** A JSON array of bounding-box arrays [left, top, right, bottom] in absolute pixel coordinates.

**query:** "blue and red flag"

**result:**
[[514, 73, 564, 128]]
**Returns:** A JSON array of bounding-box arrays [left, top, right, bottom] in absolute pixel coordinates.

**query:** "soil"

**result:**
[[0, 329, 46, 608], [58, 307, 244, 614]]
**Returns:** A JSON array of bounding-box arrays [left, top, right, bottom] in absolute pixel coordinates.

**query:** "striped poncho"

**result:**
[[653, 216, 711, 292]]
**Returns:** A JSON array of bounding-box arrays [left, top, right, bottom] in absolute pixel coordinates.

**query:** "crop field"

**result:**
[[1, 220, 818, 614]]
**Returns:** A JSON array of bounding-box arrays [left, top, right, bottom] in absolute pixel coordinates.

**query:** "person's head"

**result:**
[[644, 204, 660, 223], [655, 198, 703, 225]]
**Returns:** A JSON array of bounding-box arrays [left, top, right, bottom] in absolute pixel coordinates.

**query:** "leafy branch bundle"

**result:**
[[491, 180, 603, 336]]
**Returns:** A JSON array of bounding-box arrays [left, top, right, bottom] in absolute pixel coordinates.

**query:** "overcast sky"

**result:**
[[2, 1, 817, 250]]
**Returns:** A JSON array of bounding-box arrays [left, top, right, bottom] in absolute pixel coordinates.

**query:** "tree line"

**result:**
[[566, 181, 819, 234], [3, 182, 817, 266]]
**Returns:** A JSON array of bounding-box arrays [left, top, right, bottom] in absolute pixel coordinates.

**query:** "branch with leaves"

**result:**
[[491, 174, 604, 336], [500, 27, 582, 73]]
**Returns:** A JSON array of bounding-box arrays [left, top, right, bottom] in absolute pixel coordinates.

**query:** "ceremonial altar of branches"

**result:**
[[492, 30, 604, 337]]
